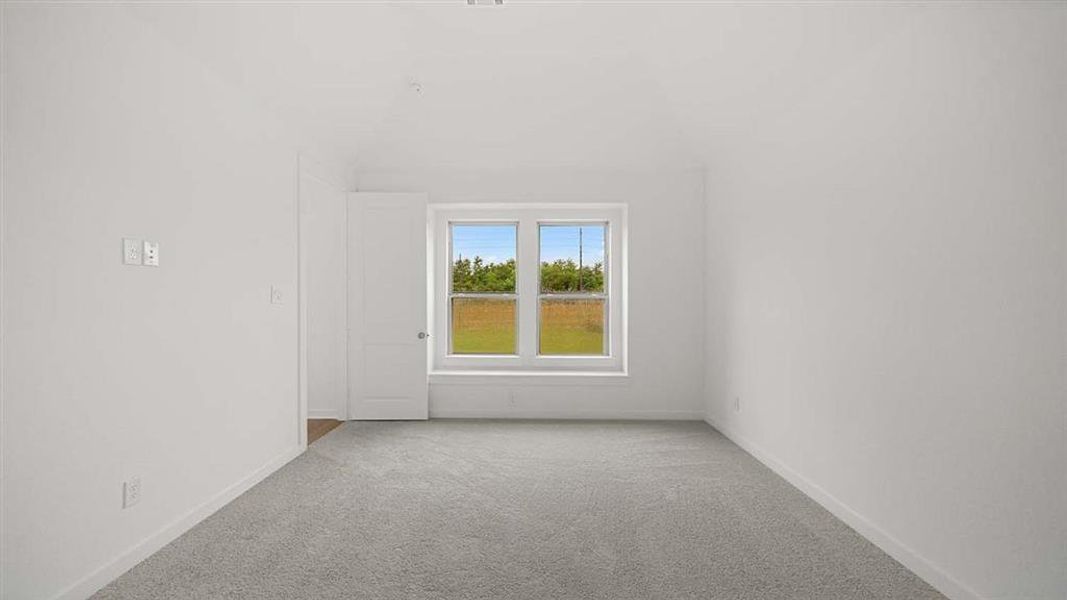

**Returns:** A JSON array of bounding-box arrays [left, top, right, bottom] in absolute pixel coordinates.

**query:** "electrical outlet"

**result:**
[[123, 476, 142, 509], [734, 397, 741, 412], [142, 240, 159, 266], [270, 286, 284, 305], [122, 238, 143, 265]]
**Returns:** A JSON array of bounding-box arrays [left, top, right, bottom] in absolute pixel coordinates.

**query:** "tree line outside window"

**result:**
[[451, 256, 604, 294]]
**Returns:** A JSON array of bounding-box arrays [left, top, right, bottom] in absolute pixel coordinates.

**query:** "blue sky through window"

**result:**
[[540, 225, 605, 265], [452, 225, 516, 265], [451, 224, 606, 265]]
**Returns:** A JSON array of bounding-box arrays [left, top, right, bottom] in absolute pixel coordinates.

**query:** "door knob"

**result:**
[[417, 332, 429, 340]]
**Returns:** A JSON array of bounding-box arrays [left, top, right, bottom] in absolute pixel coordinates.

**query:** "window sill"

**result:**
[[428, 370, 629, 386]]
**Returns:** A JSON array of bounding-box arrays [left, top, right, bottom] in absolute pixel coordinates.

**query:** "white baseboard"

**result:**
[[431, 408, 705, 420], [704, 415, 982, 600], [307, 408, 343, 420], [51, 445, 304, 600]]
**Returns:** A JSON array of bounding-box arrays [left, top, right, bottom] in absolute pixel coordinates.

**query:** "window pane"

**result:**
[[451, 297, 517, 355], [539, 224, 606, 293], [452, 224, 516, 293], [539, 298, 606, 356]]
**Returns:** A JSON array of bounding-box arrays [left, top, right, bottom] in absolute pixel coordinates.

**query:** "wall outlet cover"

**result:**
[[122, 238, 143, 265], [271, 286, 284, 305]]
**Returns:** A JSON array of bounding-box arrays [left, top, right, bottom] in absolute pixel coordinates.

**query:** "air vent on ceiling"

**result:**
[[467, 0, 503, 5]]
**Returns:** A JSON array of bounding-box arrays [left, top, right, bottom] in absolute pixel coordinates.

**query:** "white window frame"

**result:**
[[430, 203, 627, 374]]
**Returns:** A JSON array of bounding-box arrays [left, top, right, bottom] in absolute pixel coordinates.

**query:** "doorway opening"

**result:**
[[308, 419, 343, 445]]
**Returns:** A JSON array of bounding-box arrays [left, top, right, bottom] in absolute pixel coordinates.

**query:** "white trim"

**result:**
[[297, 155, 309, 450], [432, 202, 625, 211], [429, 370, 628, 386], [307, 408, 344, 420], [432, 409, 704, 420], [342, 181, 351, 420], [49, 445, 304, 600], [704, 416, 983, 600]]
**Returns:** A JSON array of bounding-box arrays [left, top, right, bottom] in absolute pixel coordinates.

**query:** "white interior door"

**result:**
[[347, 193, 429, 420]]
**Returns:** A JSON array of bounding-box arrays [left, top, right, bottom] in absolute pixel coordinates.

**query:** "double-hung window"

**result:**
[[431, 204, 627, 374], [449, 223, 518, 355]]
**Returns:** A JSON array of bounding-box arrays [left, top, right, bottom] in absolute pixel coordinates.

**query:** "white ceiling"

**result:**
[[128, 2, 918, 172]]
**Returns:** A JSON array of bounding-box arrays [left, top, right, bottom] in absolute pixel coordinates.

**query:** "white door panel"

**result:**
[[364, 344, 423, 398], [348, 193, 429, 420]]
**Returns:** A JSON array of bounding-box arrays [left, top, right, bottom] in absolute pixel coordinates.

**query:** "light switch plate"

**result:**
[[122, 238, 143, 265], [270, 286, 284, 305], [143, 240, 159, 266]]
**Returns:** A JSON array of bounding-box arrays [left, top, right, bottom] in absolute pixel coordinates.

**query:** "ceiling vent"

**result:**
[[467, 0, 504, 5]]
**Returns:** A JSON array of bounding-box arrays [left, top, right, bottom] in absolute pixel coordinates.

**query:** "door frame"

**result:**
[[297, 154, 352, 449]]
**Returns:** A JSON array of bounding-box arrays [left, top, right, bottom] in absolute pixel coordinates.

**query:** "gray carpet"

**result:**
[[95, 420, 945, 599]]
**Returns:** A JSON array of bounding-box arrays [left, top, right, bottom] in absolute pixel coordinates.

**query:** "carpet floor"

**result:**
[[95, 420, 945, 599]]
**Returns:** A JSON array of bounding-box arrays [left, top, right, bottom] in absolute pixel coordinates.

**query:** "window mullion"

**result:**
[[516, 214, 539, 365]]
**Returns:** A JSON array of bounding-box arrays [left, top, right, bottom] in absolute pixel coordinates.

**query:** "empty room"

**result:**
[[1, 1, 1064, 599]]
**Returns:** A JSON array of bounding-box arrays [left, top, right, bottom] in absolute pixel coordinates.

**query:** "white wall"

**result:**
[[358, 170, 706, 420], [300, 161, 349, 420], [703, 7, 1066, 600], [1, 6, 321, 598]]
